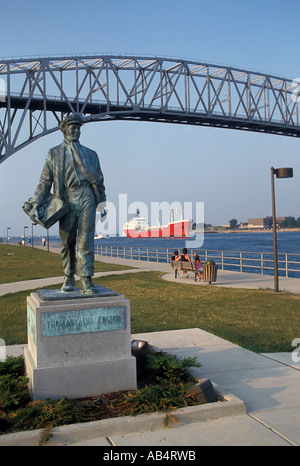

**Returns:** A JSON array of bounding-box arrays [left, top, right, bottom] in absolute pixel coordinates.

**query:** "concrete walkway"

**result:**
[[2, 246, 298, 295], [1, 253, 300, 446], [2, 328, 300, 446], [0, 268, 145, 296], [98, 254, 300, 294], [1, 262, 299, 296]]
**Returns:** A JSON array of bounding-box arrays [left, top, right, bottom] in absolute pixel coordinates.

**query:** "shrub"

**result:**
[[123, 381, 195, 415], [123, 347, 202, 415], [145, 351, 201, 385], [0, 374, 30, 410], [7, 397, 88, 432], [0, 356, 24, 377], [0, 349, 203, 434]]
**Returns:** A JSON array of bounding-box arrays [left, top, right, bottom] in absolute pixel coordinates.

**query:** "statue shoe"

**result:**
[[79, 277, 98, 294], [61, 275, 75, 292]]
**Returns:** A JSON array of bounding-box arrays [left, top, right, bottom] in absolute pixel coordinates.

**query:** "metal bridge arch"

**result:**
[[0, 54, 300, 163]]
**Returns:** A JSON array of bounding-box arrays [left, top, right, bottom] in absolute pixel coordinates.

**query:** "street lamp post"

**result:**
[[23, 226, 28, 246], [7, 227, 11, 244], [270, 167, 293, 292], [31, 222, 37, 248]]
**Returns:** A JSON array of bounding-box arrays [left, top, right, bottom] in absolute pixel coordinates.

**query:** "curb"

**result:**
[[0, 384, 246, 446]]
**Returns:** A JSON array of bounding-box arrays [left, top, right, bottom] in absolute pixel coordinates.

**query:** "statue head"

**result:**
[[60, 114, 83, 142]]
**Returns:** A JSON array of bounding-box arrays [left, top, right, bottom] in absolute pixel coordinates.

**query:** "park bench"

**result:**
[[170, 260, 200, 282], [170, 260, 218, 284]]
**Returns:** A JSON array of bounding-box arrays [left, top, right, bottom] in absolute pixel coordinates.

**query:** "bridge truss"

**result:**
[[0, 54, 299, 163]]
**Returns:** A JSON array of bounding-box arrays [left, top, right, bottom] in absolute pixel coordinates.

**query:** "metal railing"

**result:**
[[94, 244, 300, 278], [5, 238, 300, 278]]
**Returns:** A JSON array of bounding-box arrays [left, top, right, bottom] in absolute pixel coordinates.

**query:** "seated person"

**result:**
[[171, 250, 179, 260], [177, 247, 191, 277], [179, 247, 191, 262], [194, 254, 203, 281]]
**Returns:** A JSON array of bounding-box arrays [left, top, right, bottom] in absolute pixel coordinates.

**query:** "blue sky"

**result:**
[[1, 0, 300, 238]]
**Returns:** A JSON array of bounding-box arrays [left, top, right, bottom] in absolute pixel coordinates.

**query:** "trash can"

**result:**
[[203, 260, 218, 284]]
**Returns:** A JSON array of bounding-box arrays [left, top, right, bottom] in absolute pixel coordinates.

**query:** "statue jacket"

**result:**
[[32, 142, 106, 208]]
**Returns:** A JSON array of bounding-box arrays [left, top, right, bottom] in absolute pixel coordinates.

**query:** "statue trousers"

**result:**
[[59, 182, 96, 278]]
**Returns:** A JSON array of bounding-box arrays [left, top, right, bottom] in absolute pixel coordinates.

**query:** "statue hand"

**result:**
[[29, 205, 40, 222]]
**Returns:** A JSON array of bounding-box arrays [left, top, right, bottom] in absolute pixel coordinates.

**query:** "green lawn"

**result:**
[[95, 272, 300, 353], [0, 244, 299, 352], [0, 243, 132, 283]]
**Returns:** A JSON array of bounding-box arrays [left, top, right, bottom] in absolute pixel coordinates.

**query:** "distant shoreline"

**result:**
[[203, 228, 300, 234]]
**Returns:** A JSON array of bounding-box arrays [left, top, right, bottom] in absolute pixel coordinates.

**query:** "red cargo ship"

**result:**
[[123, 211, 192, 238]]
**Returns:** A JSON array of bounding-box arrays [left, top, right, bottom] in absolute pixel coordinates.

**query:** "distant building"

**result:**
[[247, 217, 292, 229], [248, 218, 272, 229]]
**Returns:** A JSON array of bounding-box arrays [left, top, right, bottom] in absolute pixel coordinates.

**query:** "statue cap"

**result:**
[[59, 113, 83, 132]]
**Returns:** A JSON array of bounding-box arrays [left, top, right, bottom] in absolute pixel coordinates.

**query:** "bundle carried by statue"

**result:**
[[22, 194, 70, 229]]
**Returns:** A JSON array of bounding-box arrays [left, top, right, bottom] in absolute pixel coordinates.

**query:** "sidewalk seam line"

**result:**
[[247, 413, 298, 446], [259, 354, 300, 371]]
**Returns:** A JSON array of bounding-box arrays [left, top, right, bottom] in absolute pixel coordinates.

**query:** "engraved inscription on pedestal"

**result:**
[[42, 306, 126, 337]]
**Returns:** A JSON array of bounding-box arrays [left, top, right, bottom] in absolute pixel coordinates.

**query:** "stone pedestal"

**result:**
[[24, 285, 136, 400]]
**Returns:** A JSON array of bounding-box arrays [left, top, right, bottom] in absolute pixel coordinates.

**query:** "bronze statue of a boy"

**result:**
[[25, 114, 106, 294]]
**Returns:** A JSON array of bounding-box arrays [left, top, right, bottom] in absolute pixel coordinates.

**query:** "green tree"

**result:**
[[229, 218, 239, 229], [281, 217, 296, 228]]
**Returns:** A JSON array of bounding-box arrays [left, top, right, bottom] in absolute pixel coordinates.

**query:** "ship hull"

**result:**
[[123, 219, 192, 238]]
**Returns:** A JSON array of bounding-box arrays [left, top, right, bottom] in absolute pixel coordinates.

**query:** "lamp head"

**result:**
[[273, 167, 293, 178]]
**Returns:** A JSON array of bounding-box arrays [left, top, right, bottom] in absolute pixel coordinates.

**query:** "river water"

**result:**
[[8, 230, 300, 277], [92, 230, 300, 278], [93, 230, 300, 255]]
